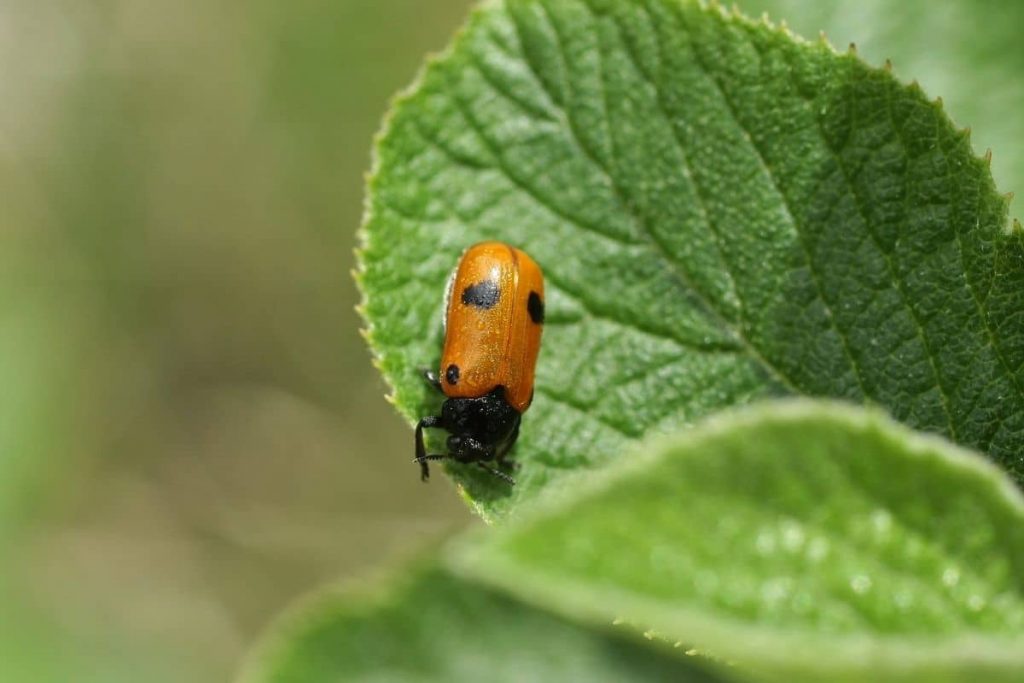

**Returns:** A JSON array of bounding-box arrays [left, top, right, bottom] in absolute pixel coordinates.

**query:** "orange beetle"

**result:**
[[415, 241, 545, 484]]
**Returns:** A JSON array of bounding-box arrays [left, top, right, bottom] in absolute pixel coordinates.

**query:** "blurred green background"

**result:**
[[0, 1, 475, 681]]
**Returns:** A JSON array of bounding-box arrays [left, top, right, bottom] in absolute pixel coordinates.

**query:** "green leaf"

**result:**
[[357, 0, 1024, 518], [734, 0, 1024, 199], [456, 401, 1024, 682], [238, 563, 734, 683]]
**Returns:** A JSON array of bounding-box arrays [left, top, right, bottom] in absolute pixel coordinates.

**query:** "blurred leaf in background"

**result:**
[[0, 1, 474, 681]]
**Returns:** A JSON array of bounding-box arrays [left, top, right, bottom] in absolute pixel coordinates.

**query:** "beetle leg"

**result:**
[[415, 415, 446, 481], [413, 454, 449, 482], [420, 367, 443, 393], [495, 421, 521, 471], [477, 462, 516, 486]]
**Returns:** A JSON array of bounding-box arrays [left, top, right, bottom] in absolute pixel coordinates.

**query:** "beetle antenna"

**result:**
[[478, 462, 516, 486]]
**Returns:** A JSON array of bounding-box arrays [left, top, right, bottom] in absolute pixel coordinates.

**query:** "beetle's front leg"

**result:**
[[420, 367, 443, 393], [414, 415, 446, 481]]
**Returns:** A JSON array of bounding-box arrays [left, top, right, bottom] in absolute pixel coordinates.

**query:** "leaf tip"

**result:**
[[983, 148, 993, 165], [884, 58, 893, 73], [847, 41, 857, 55]]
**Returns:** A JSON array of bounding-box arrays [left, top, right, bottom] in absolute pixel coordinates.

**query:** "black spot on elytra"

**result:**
[[527, 291, 544, 324], [461, 280, 500, 309], [445, 364, 460, 385]]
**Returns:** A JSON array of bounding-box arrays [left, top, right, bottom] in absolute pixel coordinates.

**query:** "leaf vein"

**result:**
[[671, 5, 874, 405], [542, 275, 743, 354], [509, 2, 755, 353], [930, 114, 1024, 410], [536, 385, 641, 439], [797, 52, 959, 438], [534, 0, 802, 394], [613, 0, 744, 322], [422, 83, 643, 247]]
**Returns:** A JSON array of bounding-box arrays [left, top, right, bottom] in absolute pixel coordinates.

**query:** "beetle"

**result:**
[[415, 241, 545, 485]]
